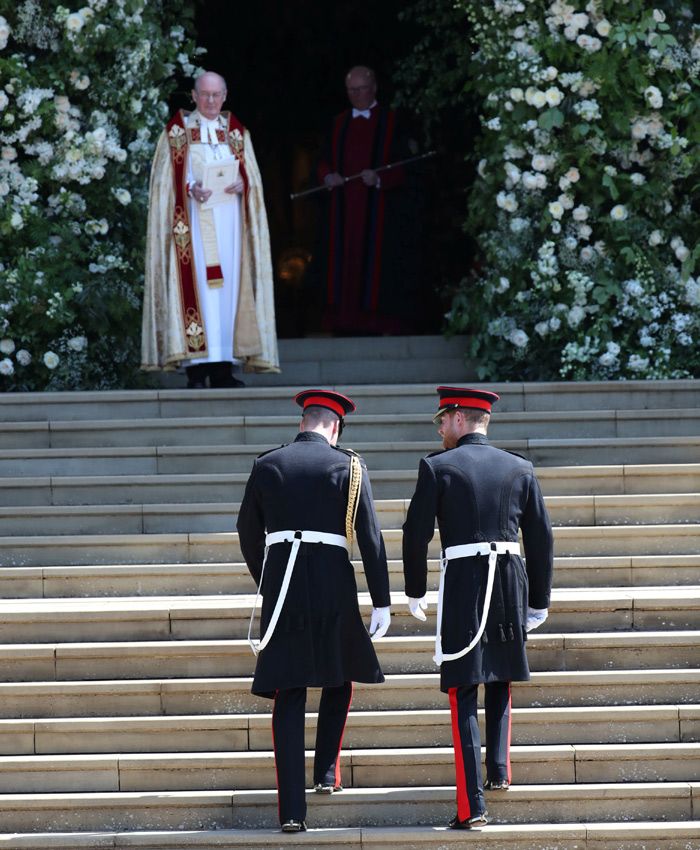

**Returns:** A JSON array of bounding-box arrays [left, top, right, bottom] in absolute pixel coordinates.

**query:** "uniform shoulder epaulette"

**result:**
[[504, 449, 531, 462], [425, 448, 447, 459], [333, 445, 361, 458], [256, 444, 287, 459]]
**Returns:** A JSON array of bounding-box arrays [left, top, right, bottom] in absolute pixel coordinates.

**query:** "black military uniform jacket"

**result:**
[[402, 432, 553, 692], [237, 431, 391, 698]]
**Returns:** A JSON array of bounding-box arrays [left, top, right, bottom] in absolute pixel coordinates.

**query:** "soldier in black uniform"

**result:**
[[402, 386, 553, 829], [237, 389, 392, 832]]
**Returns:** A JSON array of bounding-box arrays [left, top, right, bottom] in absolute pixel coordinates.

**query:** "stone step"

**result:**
[[0, 587, 696, 643], [0, 703, 696, 755], [0, 822, 699, 850], [2, 554, 699, 599], [0, 631, 695, 683], [0, 670, 696, 719], [4, 377, 700, 423], [3, 525, 700, 568], [4, 466, 700, 508], [4, 437, 700, 480], [0, 742, 696, 793], [3, 493, 700, 536], [6, 408, 700, 452], [0, 802, 696, 842]]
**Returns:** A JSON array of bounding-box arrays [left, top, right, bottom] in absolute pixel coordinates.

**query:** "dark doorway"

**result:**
[[188, 1, 463, 337]]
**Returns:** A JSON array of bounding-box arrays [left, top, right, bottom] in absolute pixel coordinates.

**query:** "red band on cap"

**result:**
[[303, 395, 345, 417], [439, 396, 493, 412]]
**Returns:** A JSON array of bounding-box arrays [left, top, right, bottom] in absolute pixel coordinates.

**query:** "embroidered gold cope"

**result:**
[[141, 110, 279, 373]]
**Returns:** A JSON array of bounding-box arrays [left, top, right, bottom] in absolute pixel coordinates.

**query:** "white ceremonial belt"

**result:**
[[248, 530, 349, 656], [433, 540, 521, 666]]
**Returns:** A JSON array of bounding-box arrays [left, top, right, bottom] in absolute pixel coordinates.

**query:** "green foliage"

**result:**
[[397, 0, 700, 380], [0, 0, 201, 390]]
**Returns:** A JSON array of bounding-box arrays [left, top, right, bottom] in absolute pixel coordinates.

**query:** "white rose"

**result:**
[[112, 188, 131, 205], [559, 176, 571, 191], [548, 201, 565, 220], [531, 90, 547, 109], [509, 87, 524, 102], [0, 338, 15, 354], [532, 154, 554, 172], [0, 92, 8, 110], [596, 20, 611, 37], [525, 87, 539, 105], [578, 224, 592, 240], [676, 245, 690, 262], [653, 9, 666, 22], [610, 204, 628, 221], [545, 87, 564, 107], [10, 212, 23, 229], [630, 172, 646, 185], [66, 12, 85, 32], [1, 145, 16, 160], [16, 349, 31, 366], [580, 246, 594, 262], [535, 322, 549, 338], [67, 335, 87, 352], [43, 351, 60, 370], [544, 66, 558, 81], [573, 205, 589, 221], [558, 193, 574, 210], [508, 329, 529, 349], [565, 167, 580, 183], [551, 221, 562, 234], [0, 358, 13, 376], [648, 230, 663, 246], [496, 277, 510, 293], [534, 173, 548, 189], [644, 86, 663, 109], [0, 15, 10, 51]]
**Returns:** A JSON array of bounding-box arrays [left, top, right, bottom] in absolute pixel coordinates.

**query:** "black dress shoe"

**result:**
[[313, 782, 343, 793], [484, 778, 509, 790], [448, 811, 489, 829], [185, 364, 208, 389], [280, 819, 307, 832], [208, 362, 245, 388]]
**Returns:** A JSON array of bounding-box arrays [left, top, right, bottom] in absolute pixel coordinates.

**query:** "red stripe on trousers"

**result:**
[[448, 687, 471, 821]]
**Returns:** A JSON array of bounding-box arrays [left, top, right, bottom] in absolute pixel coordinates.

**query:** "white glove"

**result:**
[[407, 595, 428, 621], [369, 606, 391, 640], [525, 606, 548, 632]]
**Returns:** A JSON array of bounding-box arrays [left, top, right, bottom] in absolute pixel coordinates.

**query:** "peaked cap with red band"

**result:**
[[433, 386, 500, 422], [295, 389, 357, 419]]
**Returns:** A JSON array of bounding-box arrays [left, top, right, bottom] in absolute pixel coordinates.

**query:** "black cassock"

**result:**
[[402, 432, 553, 693], [237, 430, 391, 698]]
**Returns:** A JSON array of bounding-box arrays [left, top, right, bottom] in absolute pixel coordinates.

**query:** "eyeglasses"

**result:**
[[197, 91, 225, 101]]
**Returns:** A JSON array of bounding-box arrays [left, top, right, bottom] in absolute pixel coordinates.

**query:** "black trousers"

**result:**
[[448, 681, 512, 821], [272, 682, 353, 824]]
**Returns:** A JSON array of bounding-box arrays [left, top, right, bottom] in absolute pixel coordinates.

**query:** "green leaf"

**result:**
[[538, 108, 565, 131]]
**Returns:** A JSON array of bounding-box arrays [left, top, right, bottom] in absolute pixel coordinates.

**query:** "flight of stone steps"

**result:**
[[0, 370, 699, 849]]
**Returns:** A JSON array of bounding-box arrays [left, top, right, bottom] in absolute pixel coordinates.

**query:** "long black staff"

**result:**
[[289, 150, 437, 200]]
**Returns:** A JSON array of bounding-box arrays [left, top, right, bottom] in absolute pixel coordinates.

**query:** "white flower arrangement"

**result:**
[[1, 2, 201, 390], [409, 0, 700, 380]]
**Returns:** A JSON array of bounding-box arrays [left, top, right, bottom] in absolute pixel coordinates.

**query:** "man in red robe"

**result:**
[[315, 66, 413, 335]]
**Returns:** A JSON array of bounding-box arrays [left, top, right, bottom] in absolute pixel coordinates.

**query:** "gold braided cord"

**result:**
[[345, 453, 363, 544]]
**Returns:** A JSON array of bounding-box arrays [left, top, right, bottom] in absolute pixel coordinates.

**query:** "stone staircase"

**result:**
[[0, 372, 698, 849]]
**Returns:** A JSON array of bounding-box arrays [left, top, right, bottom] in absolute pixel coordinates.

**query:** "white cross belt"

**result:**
[[433, 540, 521, 665], [248, 529, 349, 656]]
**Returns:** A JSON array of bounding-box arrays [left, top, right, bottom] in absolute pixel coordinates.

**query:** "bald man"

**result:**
[[142, 71, 279, 387]]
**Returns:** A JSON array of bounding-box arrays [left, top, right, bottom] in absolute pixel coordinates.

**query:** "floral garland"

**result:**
[[406, 0, 699, 380], [0, 1, 202, 390]]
